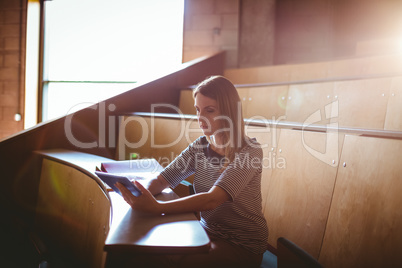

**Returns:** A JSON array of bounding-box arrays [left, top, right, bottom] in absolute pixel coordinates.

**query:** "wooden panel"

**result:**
[[333, 78, 391, 129], [286, 82, 335, 124], [180, 84, 288, 120], [366, 54, 402, 75], [384, 77, 402, 131], [237, 87, 250, 119], [327, 57, 370, 78], [226, 54, 402, 85], [319, 135, 402, 268], [247, 85, 288, 120], [263, 129, 339, 258], [178, 90, 196, 115], [289, 61, 329, 81], [224, 64, 291, 84], [224, 68, 259, 84], [118, 116, 203, 164], [226, 62, 329, 84], [255, 64, 292, 83], [245, 125, 280, 213], [35, 159, 110, 268]]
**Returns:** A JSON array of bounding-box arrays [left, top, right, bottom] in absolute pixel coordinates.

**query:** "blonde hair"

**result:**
[[193, 76, 245, 170]]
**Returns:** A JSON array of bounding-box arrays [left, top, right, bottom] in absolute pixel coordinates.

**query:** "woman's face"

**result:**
[[194, 93, 221, 136]]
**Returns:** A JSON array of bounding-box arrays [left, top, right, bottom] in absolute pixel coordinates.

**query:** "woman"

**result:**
[[116, 75, 268, 268]]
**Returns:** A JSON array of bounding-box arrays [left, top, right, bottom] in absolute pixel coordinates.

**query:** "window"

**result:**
[[40, 0, 184, 121]]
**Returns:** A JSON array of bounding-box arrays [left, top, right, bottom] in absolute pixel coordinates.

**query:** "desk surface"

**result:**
[[35, 149, 211, 254], [106, 192, 210, 254]]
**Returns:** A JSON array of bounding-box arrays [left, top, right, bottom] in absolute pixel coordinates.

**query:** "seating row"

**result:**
[[224, 53, 402, 84], [117, 113, 402, 268], [33, 151, 112, 268], [179, 75, 402, 131]]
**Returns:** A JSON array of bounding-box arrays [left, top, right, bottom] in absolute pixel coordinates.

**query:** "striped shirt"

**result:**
[[160, 136, 268, 254]]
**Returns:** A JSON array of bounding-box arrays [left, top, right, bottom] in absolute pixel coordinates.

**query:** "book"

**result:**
[[98, 159, 163, 181]]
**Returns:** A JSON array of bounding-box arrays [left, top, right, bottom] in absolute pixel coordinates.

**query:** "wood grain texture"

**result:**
[[263, 129, 340, 258], [285, 82, 335, 124], [289, 61, 330, 82], [385, 76, 402, 131], [319, 135, 402, 268], [333, 77, 391, 129], [245, 125, 280, 213], [246, 85, 288, 120], [35, 159, 110, 268], [118, 116, 202, 164], [178, 90, 195, 115], [225, 54, 402, 84]]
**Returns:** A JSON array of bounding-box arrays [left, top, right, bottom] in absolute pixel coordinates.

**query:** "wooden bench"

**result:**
[[224, 53, 402, 84], [179, 75, 402, 131], [33, 150, 112, 267], [117, 112, 402, 268]]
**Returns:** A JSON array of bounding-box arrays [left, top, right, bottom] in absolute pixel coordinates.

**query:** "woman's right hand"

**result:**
[[115, 181, 162, 215]]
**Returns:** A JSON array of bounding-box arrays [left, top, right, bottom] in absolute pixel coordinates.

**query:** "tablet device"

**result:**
[[95, 171, 142, 197]]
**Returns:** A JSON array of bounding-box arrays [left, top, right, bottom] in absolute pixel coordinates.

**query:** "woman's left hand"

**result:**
[[115, 181, 161, 215]]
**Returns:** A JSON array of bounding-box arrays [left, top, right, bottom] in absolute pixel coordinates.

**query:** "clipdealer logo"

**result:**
[[63, 101, 340, 168], [302, 100, 339, 167]]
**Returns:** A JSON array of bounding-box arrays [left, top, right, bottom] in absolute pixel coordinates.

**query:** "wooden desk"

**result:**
[[105, 191, 210, 254], [34, 149, 210, 266]]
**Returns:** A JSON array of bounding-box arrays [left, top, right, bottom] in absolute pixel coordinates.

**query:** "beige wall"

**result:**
[[0, 0, 26, 140], [333, 0, 402, 58], [182, 0, 276, 68], [238, 0, 276, 67], [184, 0, 402, 66], [182, 0, 241, 68], [275, 0, 402, 64], [274, 0, 334, 64]]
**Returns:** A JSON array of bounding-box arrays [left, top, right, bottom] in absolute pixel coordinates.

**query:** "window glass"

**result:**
[[42, 0, 184, 120], [45, 82, 137, 120]]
